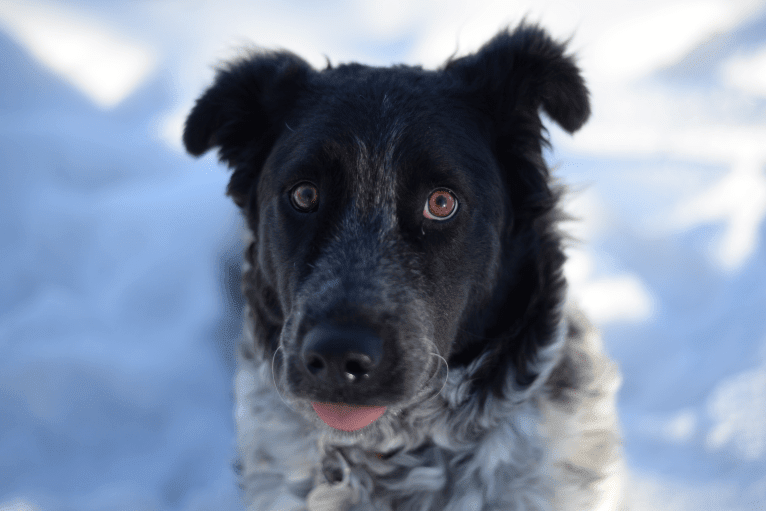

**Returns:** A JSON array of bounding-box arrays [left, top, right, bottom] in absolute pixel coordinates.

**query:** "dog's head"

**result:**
[[184, 23, 588, 432]]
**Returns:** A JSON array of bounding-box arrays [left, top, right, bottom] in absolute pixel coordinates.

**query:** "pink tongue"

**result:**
[[311, 402, 387, 431]]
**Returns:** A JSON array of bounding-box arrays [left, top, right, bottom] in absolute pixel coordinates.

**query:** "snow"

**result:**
[[707, 361, 766, 460], [0, 0, 157, 108], [723, 45, 766, 97], [1, 0, 765, 509], [587, 0, 760, 82]]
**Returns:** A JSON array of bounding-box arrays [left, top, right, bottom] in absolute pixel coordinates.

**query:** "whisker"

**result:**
[[418, 339, 449, 404], [272, 345, 299, 412]]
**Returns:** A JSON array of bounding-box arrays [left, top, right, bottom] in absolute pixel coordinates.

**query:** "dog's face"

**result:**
[[184, 24, 589, 433], [252, 81, 508, 406]]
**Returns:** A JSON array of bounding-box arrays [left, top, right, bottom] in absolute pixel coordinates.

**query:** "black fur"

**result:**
[[184, 22, 589, 418]]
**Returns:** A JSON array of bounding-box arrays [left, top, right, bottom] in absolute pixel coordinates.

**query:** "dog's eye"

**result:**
[[423, 188, 458, 220], [291, 182, 320, 212]]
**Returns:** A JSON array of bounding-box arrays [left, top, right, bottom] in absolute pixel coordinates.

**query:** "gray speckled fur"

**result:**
[[235, 292, 625, 511], [183, 23, 629, 511]]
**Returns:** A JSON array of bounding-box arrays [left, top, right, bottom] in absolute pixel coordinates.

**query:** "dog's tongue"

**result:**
[[311, 402, 386, 432]]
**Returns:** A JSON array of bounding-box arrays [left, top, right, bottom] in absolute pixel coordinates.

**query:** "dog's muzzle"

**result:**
[[300, 322, 388, 431]]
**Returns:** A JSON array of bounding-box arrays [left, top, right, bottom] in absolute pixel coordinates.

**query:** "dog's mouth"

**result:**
[[311, 401, 387, 432]]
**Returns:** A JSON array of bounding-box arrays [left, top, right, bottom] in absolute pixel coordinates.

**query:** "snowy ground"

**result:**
[[1, 1, 765, 510]]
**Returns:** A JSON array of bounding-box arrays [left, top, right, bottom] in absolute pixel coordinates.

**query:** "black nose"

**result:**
[[301, 323, 383, 384]]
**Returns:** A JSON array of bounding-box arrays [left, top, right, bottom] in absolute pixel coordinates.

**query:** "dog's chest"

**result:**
[[236, 358, 563, 511]]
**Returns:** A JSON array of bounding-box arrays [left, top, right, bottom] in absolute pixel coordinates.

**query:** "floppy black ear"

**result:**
[[183, 51, 312, 207], [444, 23, 590, 133], [441, 24, 585, 399]]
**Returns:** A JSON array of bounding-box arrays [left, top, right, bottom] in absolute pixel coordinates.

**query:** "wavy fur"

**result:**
[[185, 22, 626, 510]]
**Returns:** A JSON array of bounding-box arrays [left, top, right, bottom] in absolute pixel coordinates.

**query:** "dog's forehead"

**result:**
[[295, 68, 452, 210], [265, 65, 505, 228], [343, 95, 409, 215]]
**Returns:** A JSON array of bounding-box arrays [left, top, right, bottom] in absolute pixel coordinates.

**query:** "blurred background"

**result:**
[[1, 0, 765, 510]]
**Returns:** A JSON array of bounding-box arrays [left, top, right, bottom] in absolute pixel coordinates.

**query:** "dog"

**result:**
[[183, 22, 625, 511]]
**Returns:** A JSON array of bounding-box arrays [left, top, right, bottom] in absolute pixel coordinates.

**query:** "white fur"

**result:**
[[234, 305, 625, 511]]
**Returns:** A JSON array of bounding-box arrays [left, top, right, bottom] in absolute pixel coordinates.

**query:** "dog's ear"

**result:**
[[183, 51, 312, 207], [444, 23, 589, 133], [444, 24, 584, 397]]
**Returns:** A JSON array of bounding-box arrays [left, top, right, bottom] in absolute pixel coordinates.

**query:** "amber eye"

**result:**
[[423, 188, 458, 220], [291, 182, 319, 212]]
